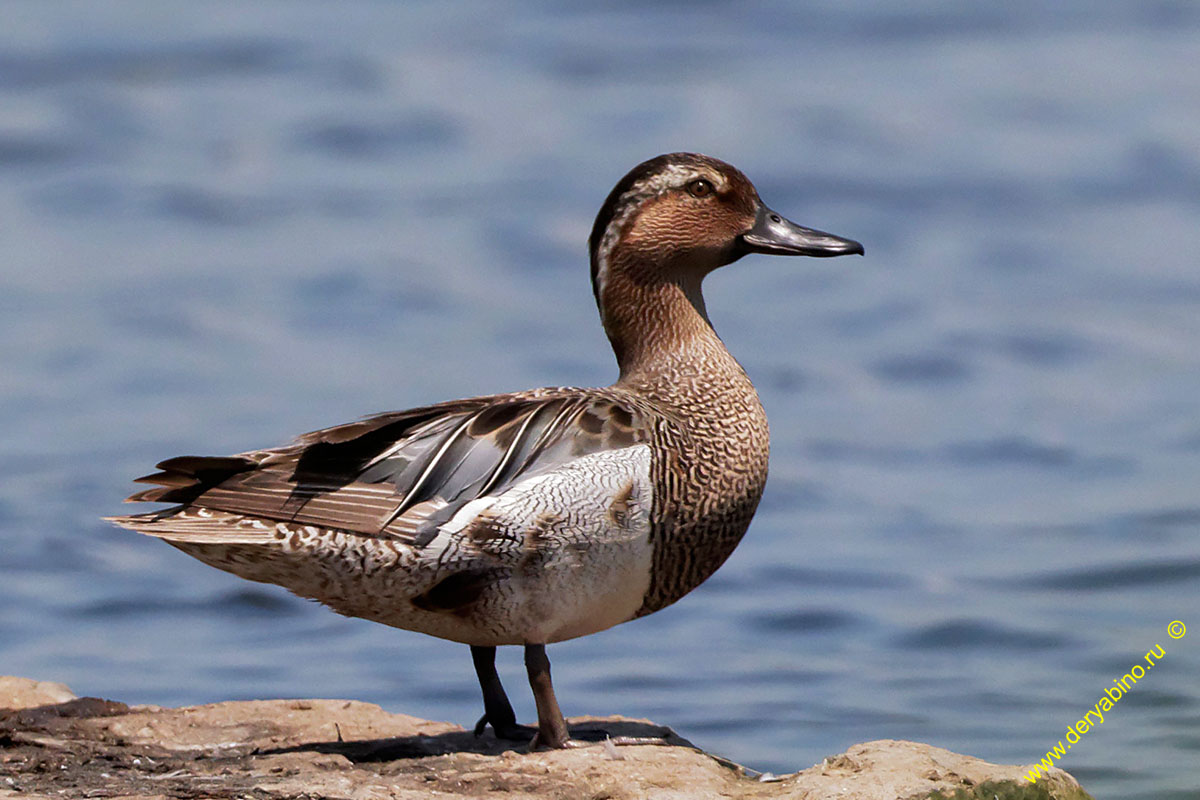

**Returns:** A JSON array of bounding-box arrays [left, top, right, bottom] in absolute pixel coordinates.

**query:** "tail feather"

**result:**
[[106, 506, 280, 545], [123, 454, 259, 504]]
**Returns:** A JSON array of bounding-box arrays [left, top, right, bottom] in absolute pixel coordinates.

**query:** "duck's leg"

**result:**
[[471, 645, 536, 740], [525, 643, 681, 750], [524, 643, 573, 748]]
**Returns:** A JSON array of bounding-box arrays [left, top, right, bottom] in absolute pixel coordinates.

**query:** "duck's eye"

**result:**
[[686, 178, 714, 198]]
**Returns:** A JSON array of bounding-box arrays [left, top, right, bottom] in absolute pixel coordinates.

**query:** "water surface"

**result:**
[[2, 3, 1198, 798]]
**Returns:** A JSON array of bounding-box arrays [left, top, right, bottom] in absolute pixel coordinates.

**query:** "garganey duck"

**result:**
[[110, 153, 863, 749]]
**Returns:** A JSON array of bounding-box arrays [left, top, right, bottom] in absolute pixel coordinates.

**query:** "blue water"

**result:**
[[2, 3, 1198, 797]]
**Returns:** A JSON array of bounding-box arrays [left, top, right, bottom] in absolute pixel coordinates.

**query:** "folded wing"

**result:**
[[115, 390, 656, 546]]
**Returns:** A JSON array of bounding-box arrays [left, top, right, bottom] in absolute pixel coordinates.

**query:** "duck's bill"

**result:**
[[739, 204, 864, 257]]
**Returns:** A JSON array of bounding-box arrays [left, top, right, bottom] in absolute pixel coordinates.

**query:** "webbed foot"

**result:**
[[473, 713, 538, 741]]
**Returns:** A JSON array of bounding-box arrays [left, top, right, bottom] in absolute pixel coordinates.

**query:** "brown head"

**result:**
[[588, 153, 863, 377]]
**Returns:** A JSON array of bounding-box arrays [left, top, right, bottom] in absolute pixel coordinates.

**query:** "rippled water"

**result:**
[[2, 3, 1199, 798]]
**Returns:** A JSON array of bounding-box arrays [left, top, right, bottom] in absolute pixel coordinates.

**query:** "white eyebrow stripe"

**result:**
[[593, 163, 723, 316]]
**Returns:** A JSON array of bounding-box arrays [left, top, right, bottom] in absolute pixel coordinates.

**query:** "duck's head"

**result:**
[[588, 153, 863, 313]]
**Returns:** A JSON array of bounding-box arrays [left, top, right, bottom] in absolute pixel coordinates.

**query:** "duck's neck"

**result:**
[[596, 257, 742, 393]]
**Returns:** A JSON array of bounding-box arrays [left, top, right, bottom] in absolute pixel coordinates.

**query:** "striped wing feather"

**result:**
[[115, 391, 653, 545]]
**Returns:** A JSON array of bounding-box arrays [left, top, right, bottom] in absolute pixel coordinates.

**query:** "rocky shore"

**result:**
[[1, 676, 1089, 799]]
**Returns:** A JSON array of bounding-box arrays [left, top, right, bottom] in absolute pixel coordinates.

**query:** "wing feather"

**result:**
[[112, 390, 661, 546]]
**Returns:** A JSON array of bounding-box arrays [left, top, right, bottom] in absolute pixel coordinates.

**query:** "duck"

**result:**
[[109, 152, 863, 749]]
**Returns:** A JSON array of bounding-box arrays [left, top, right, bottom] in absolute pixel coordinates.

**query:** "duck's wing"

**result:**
[[113, 390, 658, 545]]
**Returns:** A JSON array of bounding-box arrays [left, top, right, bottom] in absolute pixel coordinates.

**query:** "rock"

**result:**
[[0, 675, 1090, 799], [0, 677, 76, 710]]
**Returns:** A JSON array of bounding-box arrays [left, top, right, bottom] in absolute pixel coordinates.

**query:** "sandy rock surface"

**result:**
[[0, 676, 1089, 799]]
